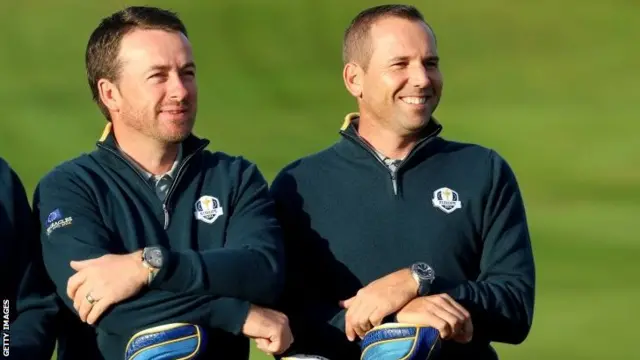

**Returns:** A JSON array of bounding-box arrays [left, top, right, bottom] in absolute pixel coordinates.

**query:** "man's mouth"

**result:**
[[160, 108, 188, 115], [400, 96, 427, 105]]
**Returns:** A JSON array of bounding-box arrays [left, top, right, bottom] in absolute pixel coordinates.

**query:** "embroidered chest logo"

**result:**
[[432, 187, 462, 214], [194, 195, 224, 224]]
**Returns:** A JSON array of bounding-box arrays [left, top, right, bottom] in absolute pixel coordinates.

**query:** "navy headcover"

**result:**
[[125, 323, 206, 360], [360, 323, 441, 360]]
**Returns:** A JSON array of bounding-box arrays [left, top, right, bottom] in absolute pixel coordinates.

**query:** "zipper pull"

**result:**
[[391, 171, 398, 196], [163, 204, 170, 229]]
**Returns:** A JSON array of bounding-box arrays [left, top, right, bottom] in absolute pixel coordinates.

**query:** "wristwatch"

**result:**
[[411, 262, 435, 296], [141, 246, 163, 285]]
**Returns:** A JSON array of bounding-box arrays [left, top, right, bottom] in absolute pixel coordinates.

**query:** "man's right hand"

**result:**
[[395, 294, 473, 343], [242, 304, 294, 355]]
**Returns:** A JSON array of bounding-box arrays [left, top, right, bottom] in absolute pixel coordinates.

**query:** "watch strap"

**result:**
[[417, 279, 432, 297]]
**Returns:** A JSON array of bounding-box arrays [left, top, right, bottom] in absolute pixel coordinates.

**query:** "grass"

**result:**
[[1, 0, 638, 359]]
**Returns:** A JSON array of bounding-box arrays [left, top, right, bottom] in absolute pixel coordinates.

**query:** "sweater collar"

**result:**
[[336, 112, 443, 163], [96, 122, 209, 159]]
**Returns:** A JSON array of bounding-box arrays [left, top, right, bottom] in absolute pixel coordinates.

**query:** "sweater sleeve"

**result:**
[[0, 158, 57, 360], [438, 150, 536, 344], [269, 167, 355, 356], [35, 168, 251, 337], [150, 158, 285, 306]]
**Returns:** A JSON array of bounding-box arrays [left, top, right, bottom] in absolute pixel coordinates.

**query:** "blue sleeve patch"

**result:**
[[45, 208, 73, 236], [46, 209, 63, 225]]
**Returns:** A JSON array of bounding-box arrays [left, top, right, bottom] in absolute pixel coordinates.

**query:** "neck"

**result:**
[[111, 122, 179, 175], [356, 114, 421, 160]]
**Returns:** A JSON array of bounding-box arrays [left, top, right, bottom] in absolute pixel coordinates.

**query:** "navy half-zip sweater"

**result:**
[[0, 157, 58, 360], [271, 114, 536, 360], [33, 129, 286, 359]]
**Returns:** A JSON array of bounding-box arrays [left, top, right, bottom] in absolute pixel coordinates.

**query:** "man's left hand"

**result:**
[[340, 268, 418, 341], [67, 251, 148, 325]]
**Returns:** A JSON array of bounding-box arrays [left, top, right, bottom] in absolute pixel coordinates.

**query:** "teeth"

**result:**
[[401, 97, 426, 105]]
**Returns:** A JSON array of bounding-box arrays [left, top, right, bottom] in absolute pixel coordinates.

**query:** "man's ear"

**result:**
[[343, 62, 364, 98], [97, 78, 122, 114]]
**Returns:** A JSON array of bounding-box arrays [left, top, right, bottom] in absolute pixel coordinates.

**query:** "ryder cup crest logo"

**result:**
[[194, 195, 224, 224], [432, 187, 462, 214]]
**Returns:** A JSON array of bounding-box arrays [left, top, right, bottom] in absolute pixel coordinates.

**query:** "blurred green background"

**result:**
[[2, 0, 638, 359]]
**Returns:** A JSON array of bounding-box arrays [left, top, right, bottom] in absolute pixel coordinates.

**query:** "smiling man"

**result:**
[[33, 6, 292, 359], [271, 4, 536, 359]]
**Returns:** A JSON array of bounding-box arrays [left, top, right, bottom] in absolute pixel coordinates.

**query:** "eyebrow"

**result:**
[[389, 55, 439, 63], [147, 62, 196, 73]]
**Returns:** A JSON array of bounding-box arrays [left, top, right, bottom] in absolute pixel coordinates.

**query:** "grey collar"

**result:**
[[119, 145, 183, 182]]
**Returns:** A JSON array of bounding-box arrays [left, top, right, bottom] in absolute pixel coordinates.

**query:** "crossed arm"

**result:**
[[272, 152, 535, 351], [34, 164, 292, 354]]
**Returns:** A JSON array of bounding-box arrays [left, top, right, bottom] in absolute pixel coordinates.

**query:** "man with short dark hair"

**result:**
[[0, 157, 57, 360], [34, 6, 292, 359], [272, 4, 536, 359]]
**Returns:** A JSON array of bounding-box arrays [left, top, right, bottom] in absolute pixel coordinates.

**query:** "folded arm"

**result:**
[[151, 159, 285, 306], [434, 151, 536, 344], [35, 169, 251, 337]]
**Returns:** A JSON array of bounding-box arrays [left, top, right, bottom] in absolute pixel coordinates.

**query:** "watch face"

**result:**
[[414, 262, 435, 281], [145, 248, 163, 268]]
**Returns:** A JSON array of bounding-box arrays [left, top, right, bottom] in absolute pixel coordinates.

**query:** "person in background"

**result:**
[[1, 157, 57, 360]]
